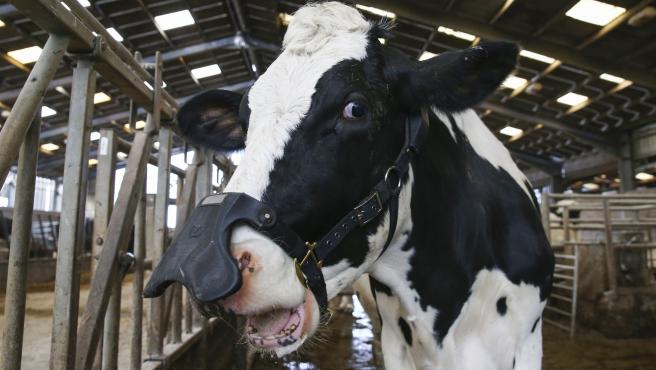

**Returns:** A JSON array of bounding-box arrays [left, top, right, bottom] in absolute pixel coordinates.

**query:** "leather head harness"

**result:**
[[144, 115, 424, 319]]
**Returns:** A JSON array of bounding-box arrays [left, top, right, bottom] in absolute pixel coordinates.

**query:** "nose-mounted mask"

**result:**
[[143, 115, 425, 316]]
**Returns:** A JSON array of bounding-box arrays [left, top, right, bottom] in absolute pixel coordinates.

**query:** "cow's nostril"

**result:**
[[239, 252, 252, 272]]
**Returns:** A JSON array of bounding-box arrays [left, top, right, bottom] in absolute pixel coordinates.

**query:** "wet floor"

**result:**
[[2, 285, 656, 369], [252, 295, 379, 370], [252, 295, 656, 370]]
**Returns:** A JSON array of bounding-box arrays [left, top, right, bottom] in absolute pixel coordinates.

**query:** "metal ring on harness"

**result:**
[[384, 166, 402, 191]]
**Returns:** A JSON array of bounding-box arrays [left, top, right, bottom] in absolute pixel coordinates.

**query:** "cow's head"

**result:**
[[156, 2, 517, 356]]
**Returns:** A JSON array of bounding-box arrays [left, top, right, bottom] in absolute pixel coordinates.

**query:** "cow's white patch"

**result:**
[[225, 2, 370, 199], [432, 108, 532, 200], [437, 269, 544, 370], [223, 2, 373, 355]]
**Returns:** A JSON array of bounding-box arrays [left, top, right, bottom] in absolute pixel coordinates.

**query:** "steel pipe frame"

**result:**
[[50, 57, 96, 370], [130, 187, 147, 370], [75, 129, 154, 370], [76, 54, 164, 370], [147, 126, 172, 358], [91, 129, 120, 370], [0, 112, 41, 370], [0, 33, 69, 187]]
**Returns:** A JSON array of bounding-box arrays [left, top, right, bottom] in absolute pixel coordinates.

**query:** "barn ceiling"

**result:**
[[0, 0, 654, 181]]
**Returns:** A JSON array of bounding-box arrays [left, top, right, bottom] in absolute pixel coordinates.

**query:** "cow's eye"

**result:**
[[341, 101, 368, 120]]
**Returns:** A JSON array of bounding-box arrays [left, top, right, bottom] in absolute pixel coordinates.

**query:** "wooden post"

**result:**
[[50, 57, 96, 370], [147, 126, 172, 357], [0, 112, 41, 370]]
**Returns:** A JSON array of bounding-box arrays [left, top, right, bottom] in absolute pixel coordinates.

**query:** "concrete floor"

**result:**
[[1, 281, 656, 370]]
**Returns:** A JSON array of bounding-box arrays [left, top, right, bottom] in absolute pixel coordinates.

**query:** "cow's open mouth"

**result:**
[[246, 302, 306, 351]]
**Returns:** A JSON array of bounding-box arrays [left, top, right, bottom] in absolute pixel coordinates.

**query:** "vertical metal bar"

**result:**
[[563, 206, 571, 254], [91, 129, 116, 370], [0, 112, 41, 370], [540, 190, 551, 243], [75, 131, 153, 370], [131, 189, 146, 370], [50, 58, 96, 370], [603, 200, 618, 292], [147, 126, 171, 357], [0, 34, 69, 185], [96, 130, 119, 370], [570, 245, 579, 338], [193, 149, 213, 328]]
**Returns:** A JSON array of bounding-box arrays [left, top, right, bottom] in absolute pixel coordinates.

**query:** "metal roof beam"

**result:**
[[356, 0, 656, 89], [0, 36, 276, 104], [509, 148, 562, 176], [479, 102, 619, 156]]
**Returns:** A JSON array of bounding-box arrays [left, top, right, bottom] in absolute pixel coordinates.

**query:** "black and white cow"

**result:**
[[167, 2, 554, 369]]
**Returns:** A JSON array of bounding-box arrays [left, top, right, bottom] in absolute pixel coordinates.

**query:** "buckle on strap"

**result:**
[[354, 191, 383, 226], [294, 242, 322, 288]]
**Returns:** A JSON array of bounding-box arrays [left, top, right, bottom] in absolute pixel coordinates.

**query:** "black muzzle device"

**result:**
[[143, 115, 424, 316]]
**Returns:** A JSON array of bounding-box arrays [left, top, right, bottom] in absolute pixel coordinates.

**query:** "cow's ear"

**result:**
[[177, 89, 246, 151], [402, 41, 519, 112]]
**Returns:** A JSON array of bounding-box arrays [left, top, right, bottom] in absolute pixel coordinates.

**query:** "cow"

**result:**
[[144, 2, 554, 369]]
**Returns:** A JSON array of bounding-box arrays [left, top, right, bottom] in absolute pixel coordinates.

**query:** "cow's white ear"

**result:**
[[177, 89, 246, 151], [405, 41, 519, 112]]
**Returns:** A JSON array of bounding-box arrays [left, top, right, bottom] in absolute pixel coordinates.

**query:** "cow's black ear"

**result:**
[[177, 89, 246, 151], [403, 41, 519, 112]]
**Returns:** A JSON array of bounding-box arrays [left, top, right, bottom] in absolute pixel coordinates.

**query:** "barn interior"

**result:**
[[0, 0, 655, 369]]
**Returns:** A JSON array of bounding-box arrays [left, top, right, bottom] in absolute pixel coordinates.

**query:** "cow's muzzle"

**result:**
[[143, 192, 303, 304]]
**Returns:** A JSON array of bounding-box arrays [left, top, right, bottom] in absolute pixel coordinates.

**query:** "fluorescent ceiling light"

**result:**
[[7, 46, 43, 64], [77, 0, 91, 6], [437, 26, 476, 42], [55, 86, 69, 96], [117, 152, 128, 160], [519, 49, 555, 64], [566, 0, 626, 26], [41, 106, 57, 117], [88, 158, 98, 166], [191, 64, 222, 79], [599, 73, 626, 84], [154, 10, 195, 31], [106, 27, 124, 42], [636, 172, 654, 181], [378, 38, 386, 45], [355, 4, 396, 19], [501, 75, 528, 90], [279, 12, 293, 26], [499, 126, 523, 137], [557, 92, 588, 106], [90, 131, 101, 141], [93, 92, 111, 104], [144, 80, 167, 90], [419, 51, 437, 61], [41, 143, 60, 151], [582, 182, 599, 190]]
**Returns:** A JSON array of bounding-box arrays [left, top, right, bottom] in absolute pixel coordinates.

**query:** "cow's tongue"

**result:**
[[246, 304, 305, 349]]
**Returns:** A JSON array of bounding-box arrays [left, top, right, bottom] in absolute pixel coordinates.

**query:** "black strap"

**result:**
[[294, 115, 424, 316]]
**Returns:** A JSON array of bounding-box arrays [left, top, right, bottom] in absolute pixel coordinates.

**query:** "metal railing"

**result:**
[[540, 192, 656, 337]]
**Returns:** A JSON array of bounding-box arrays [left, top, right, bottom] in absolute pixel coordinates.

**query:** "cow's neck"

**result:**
[[370, 107, 549, 342]]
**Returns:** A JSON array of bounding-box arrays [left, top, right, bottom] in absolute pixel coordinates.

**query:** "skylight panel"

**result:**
[[566, 0, 626, 26], [154, 10, 195, 31]]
